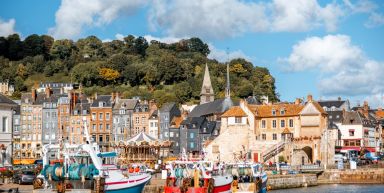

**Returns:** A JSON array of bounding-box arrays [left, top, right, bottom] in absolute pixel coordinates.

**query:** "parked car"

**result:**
[[13, 170, 36, 184]]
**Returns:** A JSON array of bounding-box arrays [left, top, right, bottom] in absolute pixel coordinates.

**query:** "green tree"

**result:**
[[50, 39, 77, 60], [76, 36, 104, 58], [7, 34, 24, 60], [175, 82, 192, 103], [70, 61, 102, 86]]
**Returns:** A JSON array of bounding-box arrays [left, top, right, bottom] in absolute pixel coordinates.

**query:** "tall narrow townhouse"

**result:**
[[159, 102, 181, 140], [112, 96, 137, 142], [41, 87, 59, 145], [20, 89, 43, 163], [0, 94, 17, 166], [132, 100, 157, 137], [90, 94, 113, 152], [12, 104, 21, 162], [69, 103, 91, 144]]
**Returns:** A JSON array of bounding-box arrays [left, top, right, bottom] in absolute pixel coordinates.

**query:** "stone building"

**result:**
[[0, 94, 17, 166], [68, 103, 90, 144], [90, 94, 113, 152], [0, 81, 14, 96], [112, 97, 137, 141], [132, 100, 157, 137], [159, 102, 181, 140], [12, 104, 20, 161], [41, 87, 59, 145], [148, 110, 159, 139]]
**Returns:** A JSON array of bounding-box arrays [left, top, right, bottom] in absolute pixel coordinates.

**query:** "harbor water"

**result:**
[[270, 184, 384, 193]]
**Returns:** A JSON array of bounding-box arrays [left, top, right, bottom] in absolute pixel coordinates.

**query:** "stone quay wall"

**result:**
[[318, 168, 384, 184], [267, 174, 317, 190]]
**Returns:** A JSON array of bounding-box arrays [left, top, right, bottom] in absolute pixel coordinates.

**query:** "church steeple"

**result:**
[[200, 64, 215, 104], [225, 62, 230, 98]]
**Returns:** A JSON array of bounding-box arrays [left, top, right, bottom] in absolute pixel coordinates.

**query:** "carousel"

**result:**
[[113, 132, 173, 166]]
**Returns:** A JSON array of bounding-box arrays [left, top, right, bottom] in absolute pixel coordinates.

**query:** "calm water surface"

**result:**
[[270, 184, 384, 193]]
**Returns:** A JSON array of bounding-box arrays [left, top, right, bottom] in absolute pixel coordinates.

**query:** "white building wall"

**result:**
[[227, 117, 247, 125], [148, 119, 159, 139]]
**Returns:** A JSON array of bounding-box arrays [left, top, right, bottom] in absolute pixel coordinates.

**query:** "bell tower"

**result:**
[[200, 64, 215, 104]]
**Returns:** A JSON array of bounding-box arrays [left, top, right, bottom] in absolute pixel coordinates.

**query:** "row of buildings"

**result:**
[[0, 64, 384, 166]]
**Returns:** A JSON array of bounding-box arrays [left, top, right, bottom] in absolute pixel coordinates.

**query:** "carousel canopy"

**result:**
[[127, 132, 156, 143]]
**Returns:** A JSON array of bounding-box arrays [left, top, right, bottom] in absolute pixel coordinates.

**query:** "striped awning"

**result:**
[[127, 132, 156, 143]]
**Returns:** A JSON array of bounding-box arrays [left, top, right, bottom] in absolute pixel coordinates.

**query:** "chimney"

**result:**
[[31, 88, 37, 102], [307, 94, 313, 102], [45, 87, 51, 98], [295, 98, 301, 105], [115, 92, 120, 102], [338, 96, 341, 101], [94, 92, 98, 100]]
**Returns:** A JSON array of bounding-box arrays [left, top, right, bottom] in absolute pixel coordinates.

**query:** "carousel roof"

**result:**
[[127, 132, 156, 143]]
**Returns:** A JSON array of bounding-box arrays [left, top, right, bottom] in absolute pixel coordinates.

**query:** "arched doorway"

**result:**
[[302, 146, 313, 163]]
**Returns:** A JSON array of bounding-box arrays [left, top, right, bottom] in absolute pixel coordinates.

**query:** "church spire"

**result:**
[[225, 62, 230, 98], [200, 64, 215, 104]]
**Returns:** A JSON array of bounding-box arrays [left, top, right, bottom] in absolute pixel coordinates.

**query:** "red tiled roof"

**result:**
[[221, 106, 247, 117]]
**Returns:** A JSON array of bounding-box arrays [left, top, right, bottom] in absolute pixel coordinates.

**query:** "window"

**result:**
[[349, 130, 355, 136], [170, 132, 174, 137], [120, 109, 125, 114], [289, 119, 294, 127], [92, 135, 96, 142], [141, 117, 146, 124], [92, 124, 96, 131], [190, 133, 194, 139], [280, 109, 285, 115], [99, 113, 103, 120], [2, 117, 7, 132], [99, 124, 103, 130], [235, 117, 242, 123], [106, 113, 110, 120], [280, 120, 285, 128], [92, 113, 96, 120], [99, 102, 104, 107], [273, 133, 277, 140], [106, 135, 109, 142], [261, 120, 266, 128], [190, 142, 195, 148], [262, 134, 266, 140], [106, 124, 110, 130], [272, 109, 276, 116], [135, 117, 139, 124], [272, 120, 277, 128], [99, 135, 103, 142]]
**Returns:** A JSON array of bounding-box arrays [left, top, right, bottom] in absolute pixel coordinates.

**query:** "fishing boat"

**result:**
[[226, 162, 268, 193], [35, 117, 151, 193], [164, 160, 233, 193]]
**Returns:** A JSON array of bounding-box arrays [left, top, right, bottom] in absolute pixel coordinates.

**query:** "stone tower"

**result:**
[[200, 64, 215, 104]]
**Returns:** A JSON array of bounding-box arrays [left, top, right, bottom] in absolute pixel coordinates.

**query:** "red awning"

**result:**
[[341, 147, 360, 151], [364, 147, 376, 152]]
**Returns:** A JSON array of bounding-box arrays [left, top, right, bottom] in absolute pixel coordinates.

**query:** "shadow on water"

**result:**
[[270, 184, 384, 193]]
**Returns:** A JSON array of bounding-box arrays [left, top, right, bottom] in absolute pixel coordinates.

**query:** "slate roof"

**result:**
[[200, 121, 216, 134], [91, 95, 112, 107], [318, 100, 347, 108], [0, 94, 17, 105], [13, 105, 20, 115], [245, 96, 261, 105], [311, 101, 328, 115], [221, 106, 247, 117], [73, 103, 91, 114], [181, 117, 206, 130], [21, 92, 61, 105], [327, 111, 343, 123], [114, 99, 137, 110], [188, 98, 233, 118], [149, 110, 158, 120], [160, 102, 176, 112]]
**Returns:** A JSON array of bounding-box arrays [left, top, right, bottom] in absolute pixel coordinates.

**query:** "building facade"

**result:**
[[41, 88, 59, 145], [148, 110, 159, 139], [69, 103, 91, 144], [112, 98, 137, 142], [159, 102, 181, 140], [90, 95, 113, 152], [0, 94, 17, 166]]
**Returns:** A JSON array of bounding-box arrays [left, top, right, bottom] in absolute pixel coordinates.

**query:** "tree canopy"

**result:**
[[0, 34, 279, 104]]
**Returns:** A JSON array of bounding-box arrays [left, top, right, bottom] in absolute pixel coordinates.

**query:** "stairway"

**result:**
[[262, 141, 286, 161]]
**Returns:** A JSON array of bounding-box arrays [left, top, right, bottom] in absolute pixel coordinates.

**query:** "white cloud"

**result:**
[[271, 0, 344, 32], [365, 12, 384, 28], [148, 0, 269, 39], [208, 44, 250, 63], [0, 18, 17, 37], [49, 0, 145, 39], [282, 34, 384, 98], [148, 0, 345, 39], [115, 33, 125, 41], [343, 0, 377, 13], [143, 35, 181, 44]]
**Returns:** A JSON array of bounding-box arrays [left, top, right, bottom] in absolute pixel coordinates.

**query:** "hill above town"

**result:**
[[0, 34, 278, 105]]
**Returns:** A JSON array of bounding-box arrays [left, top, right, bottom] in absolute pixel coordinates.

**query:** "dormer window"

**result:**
[[331, 106, 336, 111], [323, 107, 328, 111], [280, 109, 285, 115], [203, 128, 207, 133], [98, 101, 104, 107], [272, 109, 276, 116]]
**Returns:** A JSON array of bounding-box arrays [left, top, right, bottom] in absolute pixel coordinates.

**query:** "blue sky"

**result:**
[[1, 0, 384, 107]]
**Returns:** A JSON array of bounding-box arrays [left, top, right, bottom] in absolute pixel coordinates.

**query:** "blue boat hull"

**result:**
[[105, 181, 146, 193]]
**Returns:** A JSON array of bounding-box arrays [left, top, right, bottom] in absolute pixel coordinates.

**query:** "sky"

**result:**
[[1, 0, 384, 108]]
